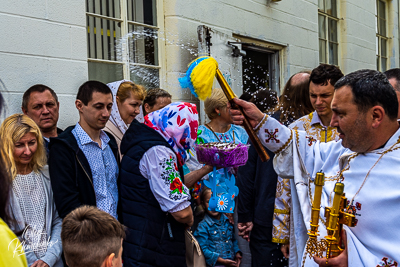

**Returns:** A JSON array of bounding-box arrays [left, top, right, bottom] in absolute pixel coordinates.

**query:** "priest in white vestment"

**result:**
[[230, 69, 400, 267]]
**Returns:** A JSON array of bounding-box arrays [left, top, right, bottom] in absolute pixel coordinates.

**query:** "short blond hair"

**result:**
[[0, 114, 46, 179], [204, 88, 228, 120], [117, 81, 146, 102]]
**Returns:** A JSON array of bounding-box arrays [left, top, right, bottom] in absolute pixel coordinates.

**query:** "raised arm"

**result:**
[[230, 98, 295, 178], [184, 164, 213, 188]]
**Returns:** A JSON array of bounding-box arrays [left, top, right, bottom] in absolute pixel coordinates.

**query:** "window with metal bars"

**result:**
[[86, 0, 159, 88], [318, 0, 339, 66], [376, 0, 388, 72]]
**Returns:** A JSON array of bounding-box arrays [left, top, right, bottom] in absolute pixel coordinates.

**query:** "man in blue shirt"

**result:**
[[49, 81, 119, 219]]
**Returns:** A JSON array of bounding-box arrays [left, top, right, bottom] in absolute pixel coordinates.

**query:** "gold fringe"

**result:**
[[274, 208, 290, 215], [272, 237, 289, 244], [274, 130, 293, 154], [254, 114, 268, 133]]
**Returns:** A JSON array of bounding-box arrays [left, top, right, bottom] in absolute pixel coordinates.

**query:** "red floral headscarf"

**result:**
[[144, 102, 199, 166]]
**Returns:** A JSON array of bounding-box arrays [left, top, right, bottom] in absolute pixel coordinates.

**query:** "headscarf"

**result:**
[[144, 102, 199, 167], [107, 80, 131, 134]]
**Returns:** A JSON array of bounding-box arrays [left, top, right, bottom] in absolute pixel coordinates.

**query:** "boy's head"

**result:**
[[61, 206, 125, 267]]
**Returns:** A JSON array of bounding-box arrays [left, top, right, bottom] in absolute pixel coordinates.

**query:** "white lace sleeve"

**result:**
[[139, 146, 191, 213]]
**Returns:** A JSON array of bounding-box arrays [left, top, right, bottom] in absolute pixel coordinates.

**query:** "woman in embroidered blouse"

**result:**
[[119, 102, 199, 266], [0, 114, 63, 267], [197, 88, 249, 264], [105, 80, 146, 158], [198, 88, 248, 145]]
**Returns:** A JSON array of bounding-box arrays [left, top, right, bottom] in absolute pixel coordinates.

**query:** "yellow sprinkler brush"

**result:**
[[179, 56, 270, 162]]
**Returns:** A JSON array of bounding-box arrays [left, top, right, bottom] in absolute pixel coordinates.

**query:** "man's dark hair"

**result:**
[[77, 81, 112, 105], [384, 68, 400, 92], [310, 64, 344, 86], [250, 88, 278, 113], [334, 69, 398, 120], [143, 88, 172, 108], [239, 91, 252, 102], [22, 84, 58, 111]]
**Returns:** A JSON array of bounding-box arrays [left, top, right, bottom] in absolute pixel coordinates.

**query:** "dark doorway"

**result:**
[[241, 45, 279, 96]]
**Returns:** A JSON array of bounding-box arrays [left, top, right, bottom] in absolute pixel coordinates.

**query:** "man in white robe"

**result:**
[[273, 65, 342, 256], [231, 69, 400, 267]]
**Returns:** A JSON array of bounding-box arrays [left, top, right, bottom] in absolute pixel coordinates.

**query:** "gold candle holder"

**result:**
[[324, 182, 344, 258], [309, 172, 325, 238]]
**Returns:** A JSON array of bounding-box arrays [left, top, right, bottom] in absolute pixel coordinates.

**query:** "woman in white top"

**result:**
[[105, 80, 146, 158], [0, 114, 63, 267]]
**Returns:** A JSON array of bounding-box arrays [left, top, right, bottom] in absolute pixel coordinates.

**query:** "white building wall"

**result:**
[[387, 0, 400, 69], [0, 0, 399, 126], [162, 0, 400, 98], [340, 0, 377, 73], [162, 0, 321, 99], [0, 0, 88, 128]]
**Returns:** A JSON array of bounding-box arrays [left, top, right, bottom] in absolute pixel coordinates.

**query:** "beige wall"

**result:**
[[160, 0, 400, 100], [0, 0, 399, 127], [0, 0, 88, 128]]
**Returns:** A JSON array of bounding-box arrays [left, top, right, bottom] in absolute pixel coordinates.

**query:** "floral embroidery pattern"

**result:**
[[160, 156, 188, 201], [291, 112, 340, 142], [377, 257, 398, 267], [191, 181, 202, 199]]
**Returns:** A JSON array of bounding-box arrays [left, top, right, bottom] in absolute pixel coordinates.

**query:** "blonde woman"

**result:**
[[197, 88, 249, 264], [198, 88, 248, 145], [105, 80, 146, 157], [1, 114, 63, 267]]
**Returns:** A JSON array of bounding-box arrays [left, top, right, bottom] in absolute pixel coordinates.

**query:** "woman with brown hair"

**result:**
[[275, 71, 314, 125], [105, 80, 146, 157]]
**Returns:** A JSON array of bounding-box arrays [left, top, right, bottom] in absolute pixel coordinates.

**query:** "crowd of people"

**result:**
[[0, 65, 400, 267]]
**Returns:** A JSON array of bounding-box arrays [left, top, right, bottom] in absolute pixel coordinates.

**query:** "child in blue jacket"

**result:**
[[194, 188, 242, 267]]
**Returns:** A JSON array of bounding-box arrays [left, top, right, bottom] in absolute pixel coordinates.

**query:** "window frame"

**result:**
[[86, 0, 162, 83], [318, 0, 340, 66], [376, 0, 389, 72]]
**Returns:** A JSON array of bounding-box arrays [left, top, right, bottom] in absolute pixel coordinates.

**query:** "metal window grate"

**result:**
[[86, 0, 160, 86]]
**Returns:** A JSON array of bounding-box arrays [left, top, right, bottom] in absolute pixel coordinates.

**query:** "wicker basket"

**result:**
[[195, 142, 249, 168]]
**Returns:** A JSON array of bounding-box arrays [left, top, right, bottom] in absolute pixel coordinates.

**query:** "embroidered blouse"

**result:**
[[197, 124, 248, 144], [139, 145, 191, 213]]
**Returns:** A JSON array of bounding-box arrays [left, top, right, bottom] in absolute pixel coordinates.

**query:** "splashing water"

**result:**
[[114, 27, 201, 89], [114, 26, 277, 104]]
